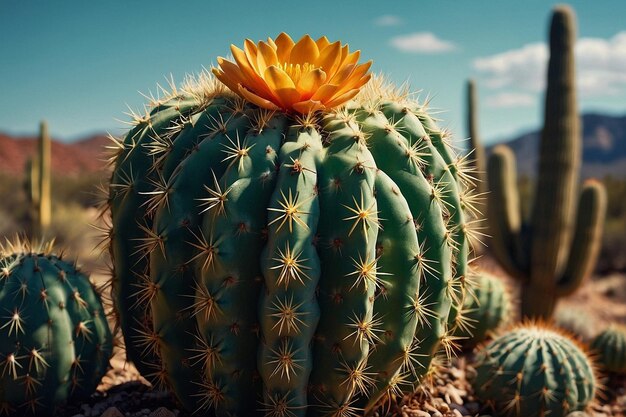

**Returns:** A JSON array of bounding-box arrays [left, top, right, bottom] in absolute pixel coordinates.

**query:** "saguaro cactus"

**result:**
[[106, 33, 475, 416], [487, 6, 607, 318], [36, 121, 51, 235]]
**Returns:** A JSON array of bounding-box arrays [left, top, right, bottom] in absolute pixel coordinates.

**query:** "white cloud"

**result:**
[[472, 32, 626, 98], [390, 32, 457, 53], [485, 92, 536, 108], [374, 15, 403, 26]]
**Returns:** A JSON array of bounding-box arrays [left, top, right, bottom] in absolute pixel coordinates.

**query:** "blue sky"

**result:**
[[1, 0, 625, 145]]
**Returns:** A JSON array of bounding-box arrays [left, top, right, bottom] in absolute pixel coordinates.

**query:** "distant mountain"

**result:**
[[2, 112, 625, 179], [0, 133, 109, 176], [488, 113, 626, 179]]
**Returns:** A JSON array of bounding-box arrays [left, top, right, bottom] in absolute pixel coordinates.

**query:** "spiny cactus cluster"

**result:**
[[105, 53, 478, 414], [473, 322, 597, 417], [453, 271, 511, 349], [591, 325, 626, 374], [487, 5, 607, 318], [0, 238, 112, 415]]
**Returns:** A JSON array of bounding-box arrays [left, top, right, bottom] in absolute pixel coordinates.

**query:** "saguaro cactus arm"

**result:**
[[557, 179, 607, 297], [486, 145, 525, 280]]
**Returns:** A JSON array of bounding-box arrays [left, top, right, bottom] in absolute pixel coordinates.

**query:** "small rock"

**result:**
[[150, 407, 175, 417], [101, 407, 124, 417], [465, 402, 480, 414], [450, 403, 469, 415], [414, 411, 429, 417]]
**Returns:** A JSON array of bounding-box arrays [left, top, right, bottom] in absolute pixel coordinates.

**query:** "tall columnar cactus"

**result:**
[[487, 6, 607, 318], [106, 33, 475, 416], [36, 121, 51, 235], [473, 322, 597, 417], [0, 238, 112, 415], [466, 79, 485, 196], [452, 271, 511, 349], [590, 324, 626, 374]]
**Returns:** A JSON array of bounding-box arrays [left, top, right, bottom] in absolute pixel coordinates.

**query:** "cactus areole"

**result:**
[[107, 33, 475, 416]]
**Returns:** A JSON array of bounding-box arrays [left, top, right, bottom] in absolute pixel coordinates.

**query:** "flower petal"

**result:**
[[212, 58, 247, 93], [264, 65, 297, 91], [293, 100, 325, 114], [343, 50, 361, 67], [324, 88, 361, 108], [243, 39, 260, 73], [274, 33, 295, 63], [290, 35, 319, 65], [264, 66, 301, 108], [238, 85, 280, 110], [316, 41, 342, 77], [311, 84, 340, 102], [327, 63, 356, 86], [231, 44, 276, 99], [316, 36, 330, 51], [257, 41, 278, 73], [334, 62, 372, 97], [297, 68, 326, 98]]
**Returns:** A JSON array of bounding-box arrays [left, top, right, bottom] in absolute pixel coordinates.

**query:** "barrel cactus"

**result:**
[[106, 33, 475, 416], [591, 324, 626, 374], [473, 322, 597, 417], [453, 271, 511, 349], [0, 238, 112, 415]]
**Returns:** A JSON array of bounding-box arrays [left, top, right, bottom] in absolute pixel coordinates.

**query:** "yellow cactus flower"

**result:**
[[212, 33, 372, 113]]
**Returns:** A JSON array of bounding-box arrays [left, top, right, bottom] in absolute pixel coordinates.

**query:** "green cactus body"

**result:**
[[108, 72, 472, 415], [486, 6, 607, 318], [108, 94, 203, 384], [453, 272, 510, 349], [590, 325, 626, 374], [466, 79, 485, 196], [473, 323, 596, 417], [0, 242, 112, 415], [36, 121, 51, 235]]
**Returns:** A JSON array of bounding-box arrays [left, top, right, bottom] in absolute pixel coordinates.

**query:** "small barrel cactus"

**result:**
[[453, 272, 511, 349], [106, 33, 476, 416], [473, 322, 596, 417], [591, 324, 626, 374], [0, 239, 112, 415]]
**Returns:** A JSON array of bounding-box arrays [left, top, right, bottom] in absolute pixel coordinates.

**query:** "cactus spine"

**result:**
[[590, 325, 626, 374], [106, 72, 474, 415], [0, 239, 112, 415], [487, 6, 607, 318], [473, 322, 597, 417]]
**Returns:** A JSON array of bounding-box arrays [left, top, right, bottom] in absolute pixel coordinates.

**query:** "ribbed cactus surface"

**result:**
[[487, 6, 607, 318], [591, 325, 626, 374], [0, 240, 112, 415], [453, 272, 510, 349], [473, 323, 596, 417], [107, 72, 473, 415]]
